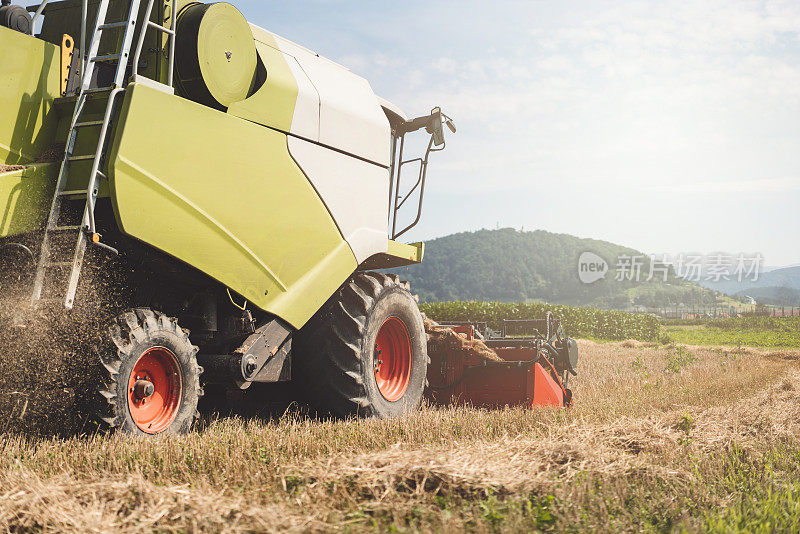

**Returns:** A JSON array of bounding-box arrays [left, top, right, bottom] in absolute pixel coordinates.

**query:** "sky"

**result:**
[[236, 0, 800, 267]]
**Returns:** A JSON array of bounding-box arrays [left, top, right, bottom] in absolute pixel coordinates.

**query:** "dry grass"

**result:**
[[2, 341, 800, 532]]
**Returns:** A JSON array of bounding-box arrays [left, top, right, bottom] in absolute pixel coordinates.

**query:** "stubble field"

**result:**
[[2, 339, 800, 532]]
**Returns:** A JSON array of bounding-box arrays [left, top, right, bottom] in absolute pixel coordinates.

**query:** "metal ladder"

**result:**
[[30, 0, 146, 308]]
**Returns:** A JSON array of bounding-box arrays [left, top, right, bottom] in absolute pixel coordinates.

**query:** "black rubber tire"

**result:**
[[97, 308, 203, 436], [295, 271, 428, 418]]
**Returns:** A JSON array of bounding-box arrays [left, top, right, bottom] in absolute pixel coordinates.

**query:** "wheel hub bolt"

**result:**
[[133, 379, 155, 400]]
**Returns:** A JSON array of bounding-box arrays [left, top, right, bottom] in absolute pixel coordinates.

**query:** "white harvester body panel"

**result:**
[[298, 55, 389, 168], [282, 53, 321, 141], [287, 136, 389, 263], [247, 23, 394, 264], [270, 31, 390, 167]]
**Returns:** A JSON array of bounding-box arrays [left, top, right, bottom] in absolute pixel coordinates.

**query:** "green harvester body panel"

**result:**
[[0, 164, 57, 238], [108, 83, 357, 327], [0, 26, 61, 164], [0, 25, 113, 236]]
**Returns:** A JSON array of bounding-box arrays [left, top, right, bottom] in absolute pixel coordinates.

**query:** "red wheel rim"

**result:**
[[127, 347, 183, 434], [374, 316, 412, 402]]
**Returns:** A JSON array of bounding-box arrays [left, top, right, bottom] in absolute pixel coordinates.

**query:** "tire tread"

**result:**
[[96, 308, 203, 433], [296, 271, 424, 418]]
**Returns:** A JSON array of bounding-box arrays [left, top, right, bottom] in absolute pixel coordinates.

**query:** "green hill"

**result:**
[[399, 228, 727, 308]]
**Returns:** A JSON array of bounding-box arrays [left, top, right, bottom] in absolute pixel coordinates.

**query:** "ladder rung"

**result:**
[[91, 54, 121, 63], [57, 190, 87, 197], [49, 225, 82, 232], [45, 262, 74, 268], [98, 21, 128, 30], [84, 86, 115, 94], [74, 120, 104, 128], [67, 155, 95, 162]]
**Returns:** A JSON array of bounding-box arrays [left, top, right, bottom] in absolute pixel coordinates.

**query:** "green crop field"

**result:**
[[662, 316, 800, 349]]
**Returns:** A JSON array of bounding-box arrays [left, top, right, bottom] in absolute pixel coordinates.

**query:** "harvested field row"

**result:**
[[2, 341, 800, 531]]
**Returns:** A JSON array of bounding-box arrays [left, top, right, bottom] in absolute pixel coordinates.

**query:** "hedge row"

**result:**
[[419, 301, 661, 342]]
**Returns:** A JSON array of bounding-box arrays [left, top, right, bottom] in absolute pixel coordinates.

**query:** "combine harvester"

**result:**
[[0, 0, 577, 435]]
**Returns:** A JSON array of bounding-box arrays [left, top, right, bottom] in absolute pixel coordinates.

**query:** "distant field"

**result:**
[[663, 316, 800, 349], [3, 341, 800, 532]]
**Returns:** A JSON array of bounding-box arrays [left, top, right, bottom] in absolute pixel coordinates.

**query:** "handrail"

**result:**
[[132, 0, 177, 87], [395, 155, 425, 211], [390, 133, 445, 240], [29, 0, 51, 32], [388, 108, 453, 240]]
